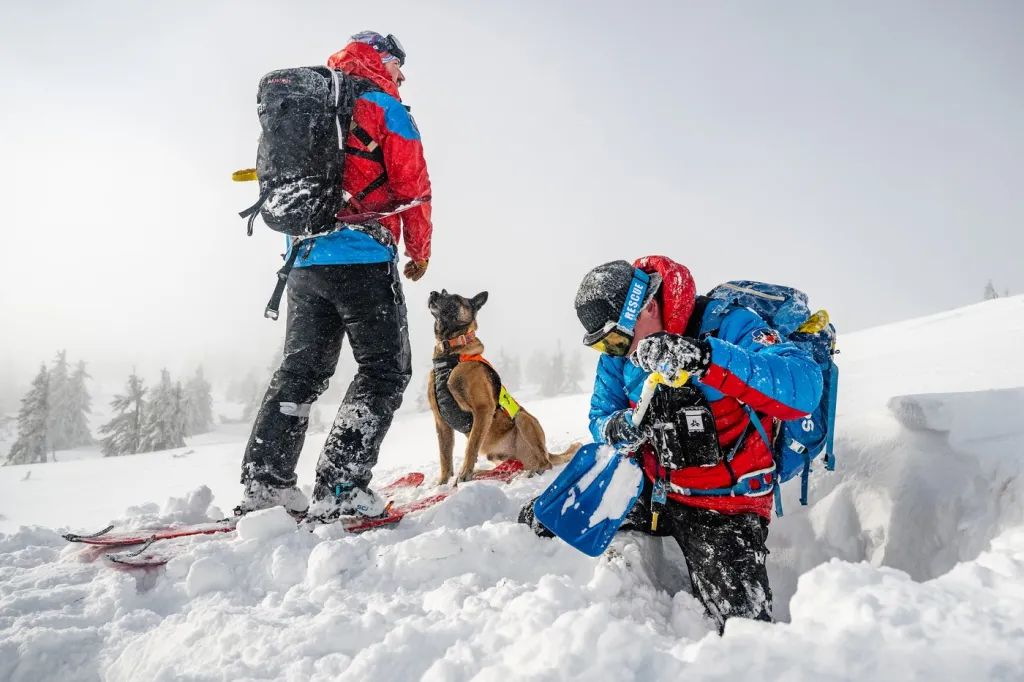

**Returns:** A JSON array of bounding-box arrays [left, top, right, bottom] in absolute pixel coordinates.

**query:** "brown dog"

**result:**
[[427, 290, 581, 484]]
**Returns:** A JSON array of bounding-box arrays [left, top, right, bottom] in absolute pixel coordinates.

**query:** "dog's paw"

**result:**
[[436, 474, 452, 487]]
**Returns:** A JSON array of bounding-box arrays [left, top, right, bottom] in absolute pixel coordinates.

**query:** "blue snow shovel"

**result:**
[[532, 371, 687, 557]]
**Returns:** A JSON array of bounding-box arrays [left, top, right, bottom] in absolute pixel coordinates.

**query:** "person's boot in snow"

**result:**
[[234, 480, 309, 516], [307, 481, 388, 521]]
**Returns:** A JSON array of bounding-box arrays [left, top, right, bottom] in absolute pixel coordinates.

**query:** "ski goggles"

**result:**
[[382, 34, 406, 66], [351, 32, 407, 66], [582, 269, 650, 356]]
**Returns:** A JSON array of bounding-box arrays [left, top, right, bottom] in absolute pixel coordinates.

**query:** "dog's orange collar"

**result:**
[[440, 329, 477, 352]]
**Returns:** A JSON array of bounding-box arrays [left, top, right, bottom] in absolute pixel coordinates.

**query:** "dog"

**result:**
[[427, 289, 581, 484]]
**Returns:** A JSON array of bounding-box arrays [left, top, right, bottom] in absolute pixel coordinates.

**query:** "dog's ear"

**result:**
[[441, 288, 449, 296], [470, 292, 489, 311]]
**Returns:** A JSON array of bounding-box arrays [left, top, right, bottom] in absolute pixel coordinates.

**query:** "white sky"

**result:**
[[2, 0, 1022, 397]]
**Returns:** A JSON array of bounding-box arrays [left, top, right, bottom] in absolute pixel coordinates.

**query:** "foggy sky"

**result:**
[[2, 0, 1022, 393]]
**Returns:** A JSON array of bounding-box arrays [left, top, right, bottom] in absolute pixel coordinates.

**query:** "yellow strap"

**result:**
[[498, 386, 521, 420], [232, 168, 258, 182], [650, 371, 689, 388], [796, 310, 830, 334]]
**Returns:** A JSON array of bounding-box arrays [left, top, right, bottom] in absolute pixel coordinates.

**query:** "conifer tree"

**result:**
[[138, 370, 187, 452], [99, 371, 147, 456], [184, 366, 214, 436], [5, 364, 50, 465]]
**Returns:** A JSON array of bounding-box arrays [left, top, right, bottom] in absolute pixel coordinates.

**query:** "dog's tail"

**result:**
[[547, 442, 583, 466]]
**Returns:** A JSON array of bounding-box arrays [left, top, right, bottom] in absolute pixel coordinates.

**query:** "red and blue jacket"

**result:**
[[588, 256, 823, 518], [293, 42, 432, 267]]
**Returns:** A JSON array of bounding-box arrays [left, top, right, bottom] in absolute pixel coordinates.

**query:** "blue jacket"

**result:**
[[589, 300, 823, 444]]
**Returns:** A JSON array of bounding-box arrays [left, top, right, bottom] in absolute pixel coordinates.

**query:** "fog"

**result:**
[[2, 0, 1022, 402]]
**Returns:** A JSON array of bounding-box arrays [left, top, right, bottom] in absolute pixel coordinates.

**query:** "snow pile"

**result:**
[[1, 297, 1023, 680]]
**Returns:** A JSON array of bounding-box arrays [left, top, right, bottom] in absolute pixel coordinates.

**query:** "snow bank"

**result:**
[[1, 297, 1023, 680]]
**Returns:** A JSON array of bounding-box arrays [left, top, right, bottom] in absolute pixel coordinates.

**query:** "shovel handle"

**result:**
[[632, 371, 689, 427]]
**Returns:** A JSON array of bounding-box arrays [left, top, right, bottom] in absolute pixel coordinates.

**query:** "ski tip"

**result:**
[[63, 524, 116, 543], [394, 472, 426, 486], [492, 459, 524, 474]]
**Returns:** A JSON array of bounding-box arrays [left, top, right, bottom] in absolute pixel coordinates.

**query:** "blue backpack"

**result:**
[[704, 281, 839, 514]]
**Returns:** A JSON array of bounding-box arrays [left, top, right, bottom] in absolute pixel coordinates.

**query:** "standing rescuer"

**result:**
[[236, 31, 432, 522]]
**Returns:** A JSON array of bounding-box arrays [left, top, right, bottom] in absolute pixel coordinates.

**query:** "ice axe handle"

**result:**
[[631, 371, 689, 427]]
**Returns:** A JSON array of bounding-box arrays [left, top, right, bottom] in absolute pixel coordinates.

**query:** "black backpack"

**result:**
[[239, 66, 384, 238], [237, 66, 387, 319]]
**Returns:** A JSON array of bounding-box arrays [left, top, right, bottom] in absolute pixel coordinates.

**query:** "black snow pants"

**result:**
[[241, 262, 412, 500], [519, 483, 772, 632]]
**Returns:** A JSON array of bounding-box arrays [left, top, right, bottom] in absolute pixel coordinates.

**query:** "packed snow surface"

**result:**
[[2, 297, 1024, 680]]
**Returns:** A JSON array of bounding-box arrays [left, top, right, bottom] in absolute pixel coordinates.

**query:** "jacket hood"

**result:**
[[327, 42, 401, 100], [633, 255, 697, 335]]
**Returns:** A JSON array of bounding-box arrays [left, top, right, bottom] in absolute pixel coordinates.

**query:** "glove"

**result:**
[[602, 409, 649, 452], [630, 332, 712, 380], [403, 259, 429, 281]]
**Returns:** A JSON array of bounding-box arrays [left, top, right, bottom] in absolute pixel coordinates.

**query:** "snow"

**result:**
[[235, 505, 295, 541], [587, 447, 644, 528], [1, 298, 1024, 680]]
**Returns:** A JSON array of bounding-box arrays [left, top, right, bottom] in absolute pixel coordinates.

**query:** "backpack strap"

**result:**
[[341, 86, 389, 207], [684, 295, 712, 338], [345, 122, 385, 164], [695, 296, 735, 341], [263, 238, 308, 320], [239, 186, 271, 236], [743, 403, 785, 517]]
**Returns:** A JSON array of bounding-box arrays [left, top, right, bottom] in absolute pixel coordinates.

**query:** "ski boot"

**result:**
[[307, 481, 388, 523], [234, 480, 309, 517]]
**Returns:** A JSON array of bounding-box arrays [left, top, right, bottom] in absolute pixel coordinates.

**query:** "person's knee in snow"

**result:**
[[550, 256, 820, 627]]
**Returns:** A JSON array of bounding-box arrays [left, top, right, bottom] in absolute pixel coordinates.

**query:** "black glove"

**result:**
[[602, 409, 649, 451], [630, 332, 712, 380]]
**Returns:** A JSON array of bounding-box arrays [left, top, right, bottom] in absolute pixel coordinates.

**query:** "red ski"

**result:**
[[103, 462, 524, 568], [64, 471, 426, 548]]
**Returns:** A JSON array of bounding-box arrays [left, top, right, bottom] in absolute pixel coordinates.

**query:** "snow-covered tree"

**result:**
[[498, 349, 522, 392], [232, 369, 264, 422], [184, 366, 214, 436], [45, 351, 93, 450], [138, 370, 187, 452], [414, 371, 431, 413], [527, 350, 550, 389], [46, 350, 72, 450], [541, 346, 567, 397], [62, 360, 93, 448], [308, 406, 328, 433], [564, 350, 585, 395], [99, 371, 147, 457], [242, 345, 283, 422], [984, 281, 999, 300], [0, 415, 15, 442], [5, 364, 50, 465]]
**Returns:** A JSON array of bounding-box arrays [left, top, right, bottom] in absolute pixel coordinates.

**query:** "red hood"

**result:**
[[633, 255, 697, 334], [327, 42, 401, 100]]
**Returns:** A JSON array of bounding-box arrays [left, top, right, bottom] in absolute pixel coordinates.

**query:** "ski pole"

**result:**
[[631, 370, 688, 532], [632, 371, 688, 426]]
